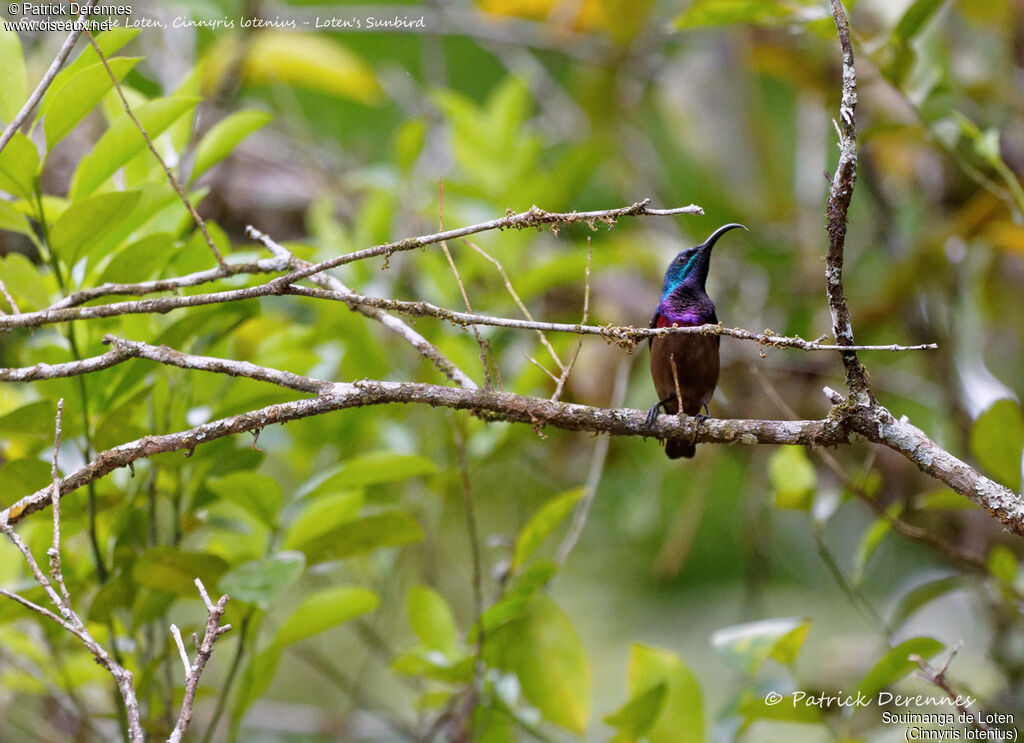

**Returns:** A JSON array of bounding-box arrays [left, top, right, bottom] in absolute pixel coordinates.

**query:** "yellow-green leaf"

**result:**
[[407, 586, 458, 655], [43, 57, 141, 150], [0, 27, 27, 124], [970, 399, 1024, 491], [273, 586, 379, 648], [70, 95, 200, 198], [49, 189, 141, 266], [711, 617, 810, 674], [0, 133, 39, 201], [512, 487, 585, 571], [190, 110, 273, 183], [485, 594, 591, 733], [626, 645, 704, 743], [768, 446, 816, 510]]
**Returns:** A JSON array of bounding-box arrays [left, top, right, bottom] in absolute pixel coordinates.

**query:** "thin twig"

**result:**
[[47, 399, 70, 607], [911, 642, 991, 732], [0, 0, 101, 155], [551, 239, 593, 401], [83, 30, 226, 267], [438, 181, 492, 388], [0, 278, 19, 314], [463, 237, 564, 372]]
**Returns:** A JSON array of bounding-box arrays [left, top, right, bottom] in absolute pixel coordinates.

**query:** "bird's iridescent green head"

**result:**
[[661, 223, 746, 297]]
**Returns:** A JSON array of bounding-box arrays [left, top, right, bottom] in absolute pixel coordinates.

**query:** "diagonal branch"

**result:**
[[0, 0, 100, 155], [84, 30, 225, 267]]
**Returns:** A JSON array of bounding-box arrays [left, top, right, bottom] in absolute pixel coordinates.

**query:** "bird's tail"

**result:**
[[665, 439, 696, 459]]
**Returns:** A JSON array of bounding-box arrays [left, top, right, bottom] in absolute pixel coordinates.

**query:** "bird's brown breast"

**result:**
[[649, 333, 720, 415]]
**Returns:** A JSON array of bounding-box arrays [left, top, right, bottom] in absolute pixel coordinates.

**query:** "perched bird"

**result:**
[[646, 223, 746, 458]]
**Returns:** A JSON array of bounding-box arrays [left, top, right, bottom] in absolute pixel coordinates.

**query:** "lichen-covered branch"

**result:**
[[825, 0, 871, 403]]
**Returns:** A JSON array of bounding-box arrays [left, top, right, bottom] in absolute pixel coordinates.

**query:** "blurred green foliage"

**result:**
[[1, 0, 1024, 740]]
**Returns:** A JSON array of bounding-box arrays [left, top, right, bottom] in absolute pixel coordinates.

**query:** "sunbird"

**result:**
[[646, 223, 746, 458]]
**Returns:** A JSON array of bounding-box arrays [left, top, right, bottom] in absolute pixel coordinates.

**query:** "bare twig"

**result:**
[[0, 0, 100, 155], [47, 399, 70, 606], [463, 237, 565, 372], [84, 30, 226, 267], [911, 642, 991, 732], [168, 579, 232, 743], [551, 238, 592, 402], [0, 278, 19, 314], [438, 181, 493, 388]]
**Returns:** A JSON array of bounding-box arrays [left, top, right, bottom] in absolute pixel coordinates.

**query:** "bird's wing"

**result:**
[[648, 310, 660, 348]]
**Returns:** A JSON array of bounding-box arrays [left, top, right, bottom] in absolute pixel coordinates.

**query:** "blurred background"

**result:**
[[2, 0, 1024, 740]]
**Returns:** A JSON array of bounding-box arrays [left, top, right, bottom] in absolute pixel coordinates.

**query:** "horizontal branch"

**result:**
[[2, 381, 841, 527], [288, 285, 937, 352], [3, 343, 1019, 536]]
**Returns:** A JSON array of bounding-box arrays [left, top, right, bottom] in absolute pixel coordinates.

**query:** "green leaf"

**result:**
[[857, 637, 944, 698], [605, 682, 667, 740], [132, 547, 228, 596], [390, 649, 474, 684], [970, 399, 1024, 491], [190, 110, 273, 183], [987, 545, 1018, 585], [70, 96, 200, 198], [394, 117, 427, 174], [282, 490, 364, 551], [48, 189, 141, 267], [736, 690, 823, 725], [0, 199, 34, 240], [407, 586, 458, 655], [0, 27, 27, 124], [627, 645, 704, 743], [44, 57, 141, 149], [207, 472, 283, 529], [512, 487, 584, 571], [0, 133, 40, 201], [674, 0, 822, 29], [218, 552, 305, 610], [96, 232, 174, 285], [233, 646, 281, 724], [299, 451, 438, 496], [893, 0, 946, 42], [272, 586, 379, 648], [296, 510, 424, 563], [852, 509, 896, 584], [0, 400, 58, 437], [485, 594, 591, 734], [711, 617, 811, 675], [888, 575, 965, 629], [768, 446, 816, 511], [36, 28, 139, 122], [0, 252, 47, 311]]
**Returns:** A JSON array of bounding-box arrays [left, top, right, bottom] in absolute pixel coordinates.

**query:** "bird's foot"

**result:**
[[645, 404, 661, 429], [691, 413, 708, 446]]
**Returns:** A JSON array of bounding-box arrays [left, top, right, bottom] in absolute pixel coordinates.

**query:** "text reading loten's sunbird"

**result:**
[[646, 223, 746, 458]]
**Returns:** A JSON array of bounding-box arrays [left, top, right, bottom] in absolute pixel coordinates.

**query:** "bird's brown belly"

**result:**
[[649, 333, 720, 416]]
